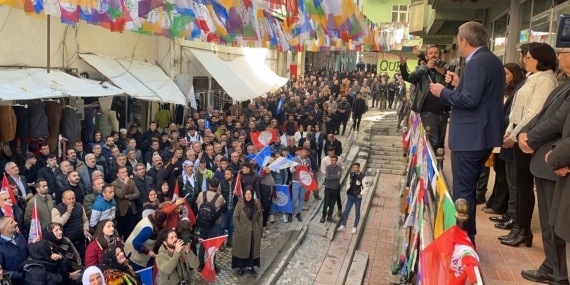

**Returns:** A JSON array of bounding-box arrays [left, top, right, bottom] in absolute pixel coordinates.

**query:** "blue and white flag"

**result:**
[[272, 185, 292, 213], [268, 156, 299, 172], [204, 119, 211, 130], [276, 96, 283, 115], [253, 146, 273, 168]]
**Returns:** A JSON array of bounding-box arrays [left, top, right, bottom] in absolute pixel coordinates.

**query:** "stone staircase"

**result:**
[[367, 116, 407, 175]]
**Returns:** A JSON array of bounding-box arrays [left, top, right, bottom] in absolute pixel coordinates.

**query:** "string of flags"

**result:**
[[0, 0, 417, 52], [400, 111, 483, 284]]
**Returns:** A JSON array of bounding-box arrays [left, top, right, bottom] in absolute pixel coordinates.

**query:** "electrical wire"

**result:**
[[104, 33, 142, 79], [0, 8, 11, 35]]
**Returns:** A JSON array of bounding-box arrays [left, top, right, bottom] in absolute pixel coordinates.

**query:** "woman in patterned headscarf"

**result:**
[[100, 245, 142, 285]]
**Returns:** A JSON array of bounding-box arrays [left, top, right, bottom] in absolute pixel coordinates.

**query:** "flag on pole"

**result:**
[[296, 165, 318, 191], [2, 174, 17, 205], [200, 235, 228, 284], [234, 173, 243, 198], [187, 85, 198, 110], [253, 146, 273, 168], [271, 185, 292, 213], [28, 200, 42, 244], [250, 130, 278, 149], [183, 199, 197, 226], [204, 119, 211, 130]]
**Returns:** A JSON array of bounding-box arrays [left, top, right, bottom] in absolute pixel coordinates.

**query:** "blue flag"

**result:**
[[253, 146, 273, 175], [136, 267, 153, 285], [204, 119, 211, 130], [272, 185, 292, 213], [276, 96, 283, 115]]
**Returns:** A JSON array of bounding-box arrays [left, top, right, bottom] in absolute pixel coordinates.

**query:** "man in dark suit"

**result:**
[[429, 21, 505, 242], [515, 49, 570, 284]]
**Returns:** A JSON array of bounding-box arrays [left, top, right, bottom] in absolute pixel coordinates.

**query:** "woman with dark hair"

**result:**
[[100, 245, 142, 285], [85, 219, 123, 267], [501, 42, 558, 247], [483, 62, 526, 217], [157, 181, 170, 203], [22, 236, 66, 285], [42, 222, 83, 285], [141, 189, 160, 219], [231, 186, 262, 277], [124, 210, 168, 271]]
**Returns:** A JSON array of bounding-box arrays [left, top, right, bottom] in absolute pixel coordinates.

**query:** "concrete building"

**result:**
[[408, 0, 570, 63]]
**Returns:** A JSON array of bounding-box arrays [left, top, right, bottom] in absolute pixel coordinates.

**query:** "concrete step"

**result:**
[[367, 157, 407, 165]]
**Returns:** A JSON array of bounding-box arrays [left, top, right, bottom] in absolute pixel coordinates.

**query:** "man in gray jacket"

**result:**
[[321, 156, 341, 223]]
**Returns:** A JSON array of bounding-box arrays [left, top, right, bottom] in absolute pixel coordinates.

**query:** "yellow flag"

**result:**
[[433, 175, 448, 238]]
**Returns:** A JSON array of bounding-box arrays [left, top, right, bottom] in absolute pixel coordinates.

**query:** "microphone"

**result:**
[[445, 59, 459, 88]]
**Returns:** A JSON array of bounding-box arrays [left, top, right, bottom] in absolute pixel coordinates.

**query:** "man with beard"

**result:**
[[59, 170, 85, 205], [155, 229, 199, 283], [66, 148, 85, 171], [399, 45, 449, 150], [101, 136, 116, 160]]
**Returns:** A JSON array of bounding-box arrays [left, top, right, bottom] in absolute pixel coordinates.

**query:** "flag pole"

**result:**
[[474, 266, 483, 284], [47, 15, 50, 73]]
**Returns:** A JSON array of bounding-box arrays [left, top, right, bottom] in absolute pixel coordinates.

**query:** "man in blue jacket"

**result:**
[[430, 21, 505, 243], [0, 216, 27, 285]]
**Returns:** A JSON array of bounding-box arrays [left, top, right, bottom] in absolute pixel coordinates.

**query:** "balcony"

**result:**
[[409, 0, 509, 45]]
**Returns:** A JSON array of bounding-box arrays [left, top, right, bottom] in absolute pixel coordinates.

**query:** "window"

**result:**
[[392, 5, 409, 23]]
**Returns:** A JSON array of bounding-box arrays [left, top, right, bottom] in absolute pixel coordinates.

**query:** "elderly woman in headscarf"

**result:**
[[231, 186, 263, 277], [100, 245, 142, 285], [82, 266, 106, 285], [22, 235, 66, 285], [41, 222, 83, 285]]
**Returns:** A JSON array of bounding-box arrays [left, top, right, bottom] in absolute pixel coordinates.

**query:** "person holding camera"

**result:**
[[399, 45, 450, 150], [155, 228, 199, 285]]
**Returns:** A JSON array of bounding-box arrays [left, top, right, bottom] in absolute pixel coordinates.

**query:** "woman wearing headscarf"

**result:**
[[231, 186, 262, 277], [100, 245, 142, 285], [42, 222, 83, 285], [85, 220, 123, 268], [82, 266, 106, 285], [22, 236, 65, 285]]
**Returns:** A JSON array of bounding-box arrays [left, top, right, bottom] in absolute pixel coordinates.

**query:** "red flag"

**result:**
[[183, 199, 197, 226], [2, 174, 17, 205], [28, 200, 42, 244], [3, 204, 13, 219], [200, 235, 228, 283], [250, 129, 277, 149], [296, 165, 318, 191], [420, 225, 481, 285], [172, 180, 180, 200], [234, 173, 243, 199]]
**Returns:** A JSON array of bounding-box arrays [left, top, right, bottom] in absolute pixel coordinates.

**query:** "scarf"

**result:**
[[243, 189, 256, 221]]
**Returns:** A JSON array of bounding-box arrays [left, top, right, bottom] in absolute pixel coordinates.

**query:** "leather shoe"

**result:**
[[549, 281, 570, 285], [490, 214, 509, 223], [521, 269, 554, 283], [495, 218, 515, 230]]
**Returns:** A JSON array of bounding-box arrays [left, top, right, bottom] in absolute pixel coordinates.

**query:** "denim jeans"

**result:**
[[341, 195, 362, 228], [199, 224, 220, 265], [291, 181, 306, 215], [219, 210, 234, 242]]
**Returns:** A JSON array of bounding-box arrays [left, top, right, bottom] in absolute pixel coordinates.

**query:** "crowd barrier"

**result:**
[[395, 111, 484, 285]]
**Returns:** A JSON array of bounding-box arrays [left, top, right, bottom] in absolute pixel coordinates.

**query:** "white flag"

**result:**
[[187, 85, 198, 110]]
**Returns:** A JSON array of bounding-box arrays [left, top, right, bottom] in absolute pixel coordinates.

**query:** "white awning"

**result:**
[[190, 49, 288, 102], [0, 68, 124, 100], [79, 53, 187, 105]]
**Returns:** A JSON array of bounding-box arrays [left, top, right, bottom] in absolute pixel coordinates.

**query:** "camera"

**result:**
[[434, 58, 446, 68]]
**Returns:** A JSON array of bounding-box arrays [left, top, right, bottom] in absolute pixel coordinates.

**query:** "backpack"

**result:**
[[197, 193, 220, 229]]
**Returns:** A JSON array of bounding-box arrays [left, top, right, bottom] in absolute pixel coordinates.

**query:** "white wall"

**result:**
[[0, 8, 158, 78]]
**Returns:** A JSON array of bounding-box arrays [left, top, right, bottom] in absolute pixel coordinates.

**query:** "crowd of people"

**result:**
[[0, 66, 386, 284]]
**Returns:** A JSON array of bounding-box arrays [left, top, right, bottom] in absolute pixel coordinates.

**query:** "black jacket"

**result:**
[[400, 63, 449, 113]]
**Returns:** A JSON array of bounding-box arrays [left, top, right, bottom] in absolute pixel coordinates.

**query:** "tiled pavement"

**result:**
[[359, 174, 402, 285]]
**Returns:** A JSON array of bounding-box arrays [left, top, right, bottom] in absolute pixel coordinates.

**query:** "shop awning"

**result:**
[[79, 53, 187, 105], [190, 49, 288, 102], [0, 68, 124, 100]]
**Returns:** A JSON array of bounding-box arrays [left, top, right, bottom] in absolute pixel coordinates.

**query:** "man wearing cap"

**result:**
[[178, 160, 206, 214], [122, 138, 143, 162]]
